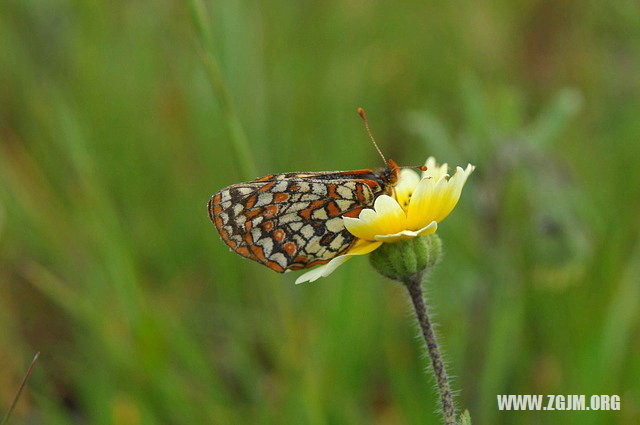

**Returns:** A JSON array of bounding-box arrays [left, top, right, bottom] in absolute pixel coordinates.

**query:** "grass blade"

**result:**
[[1, 352, 40, 425]]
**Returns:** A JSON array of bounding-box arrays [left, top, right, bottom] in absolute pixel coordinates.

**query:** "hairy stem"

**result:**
[[405, 274, 456, 425]]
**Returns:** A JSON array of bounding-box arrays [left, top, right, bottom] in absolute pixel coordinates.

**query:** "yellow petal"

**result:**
[[407, 163, 475, 229], [343, 195, 407, 241], [295, 240, 382, 284], [394, 169, 420, 210], [423, 156, 449, 181], [405, 177, 438, 229], [432, 164, 474, 223], [374, 221, 438, 242]]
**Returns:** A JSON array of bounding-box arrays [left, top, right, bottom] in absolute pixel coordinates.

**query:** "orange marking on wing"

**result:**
[[289, 184, 299, 191], [284, 242, 297, 256], [328, 184, 339, 199], [245, 194, 257, 208], [299, 208, 312, 220], [246, 208, 262, 219], [245, 232, 253, 244], [251, 245, 266, 262], [306, 259, 331, 267], [212, 204, 222, 215], [310, 199, 325, 209], [327, 201, 341, 217], [264, 205, 278, 218], [236, 246, 251, 257], [245, 221, 253, 231], [219, 228, 229, 240], [259, 181, 277, 192], [300, 199, 326, 220], [288, 264, 304, 270], [294, 255, 307, 263], [343, 169, 373, 175], [227, 240, 237, 249], [256, 175, 274, 182], [213, 193, 222, 203], [356, 184, 365, 203], [363, 179, 379, 190], [265, 260, 285, 272], [273, 229, 285, 242], [215, 216, 223, 229], [274, 192, 289, 202], [263, 221, 274, 231], [342, 207, 363, 218]]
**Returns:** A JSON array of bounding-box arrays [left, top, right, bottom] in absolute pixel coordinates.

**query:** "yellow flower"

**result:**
[[295, 157, 475, 284]]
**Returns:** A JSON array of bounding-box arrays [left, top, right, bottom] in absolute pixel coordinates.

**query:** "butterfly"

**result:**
[[208, 108, 424, 273]]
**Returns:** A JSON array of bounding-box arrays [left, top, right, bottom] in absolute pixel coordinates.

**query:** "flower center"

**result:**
[[403, 192, 412, 208]]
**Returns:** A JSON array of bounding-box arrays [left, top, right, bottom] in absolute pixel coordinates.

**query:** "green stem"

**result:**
[[188, 0, 257, 180], [405, 275, 456, 425]]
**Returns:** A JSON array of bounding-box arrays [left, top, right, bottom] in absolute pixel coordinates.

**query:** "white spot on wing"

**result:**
[[286, 202, 307, 212], [271, 253, 287, 268], [274, 181, 288, 192], [301, 224, 315, 239], [300, 194, 320, 201], [255, 193, 273, 207], [298, 182, 310, 192], [312, 209, 328, 220], [336, 200, 353, 211], [337, 185, 353, 199], [325, 217, 344, 233], [220, 190, 232, 202], [330, 234, 345, 250], [279, 213, 300, 224], [305, 239, 321, 254], [219, 211, 229, 224], [257, 237, 273, 256], [361, 184, 375, 203], [292, 234, 306, 247], [311, 183, 327, 195]]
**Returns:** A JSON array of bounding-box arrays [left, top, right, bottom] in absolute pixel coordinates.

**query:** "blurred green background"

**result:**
[[1, 0, 639, 424]]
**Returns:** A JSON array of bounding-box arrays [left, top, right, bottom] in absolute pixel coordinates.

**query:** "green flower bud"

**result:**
[[458, 410, 472, 425], [369, 234, 442, 282]]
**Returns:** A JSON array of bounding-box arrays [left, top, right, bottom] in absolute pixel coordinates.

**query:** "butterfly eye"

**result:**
[[387, 168, 399, 185]]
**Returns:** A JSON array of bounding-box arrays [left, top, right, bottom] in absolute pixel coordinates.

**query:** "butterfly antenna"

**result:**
[[401, 165, 428, 171], [357, 107, 387, 166]]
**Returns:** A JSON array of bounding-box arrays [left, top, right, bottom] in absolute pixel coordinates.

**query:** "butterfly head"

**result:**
[[380, 159, 399, 185], [378, 160, 427, 186]]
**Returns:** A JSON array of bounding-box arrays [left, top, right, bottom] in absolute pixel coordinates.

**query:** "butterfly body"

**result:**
[[208, 160, 399, 272]]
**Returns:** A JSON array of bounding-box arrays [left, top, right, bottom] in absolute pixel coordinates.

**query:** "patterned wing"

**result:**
[[208, 172, 385, 272]]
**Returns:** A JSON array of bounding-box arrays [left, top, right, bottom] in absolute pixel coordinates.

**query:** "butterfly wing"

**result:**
[[208, 170, 387, 272]]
